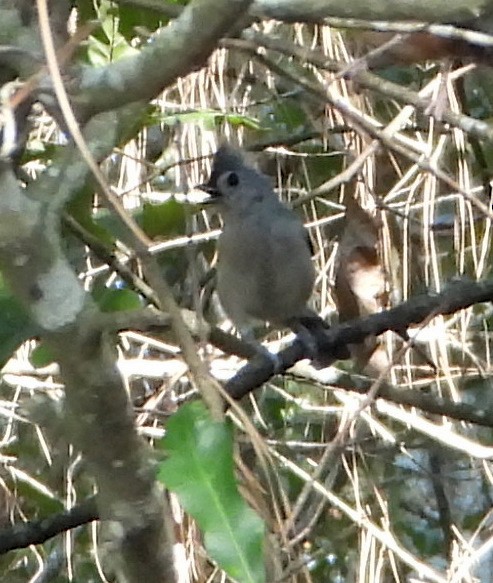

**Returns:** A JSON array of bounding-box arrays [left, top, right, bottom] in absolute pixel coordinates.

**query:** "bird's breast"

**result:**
[[217, 219, 314, 326]]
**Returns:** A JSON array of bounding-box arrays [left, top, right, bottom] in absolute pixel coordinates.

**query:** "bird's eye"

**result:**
[[226, 172, 239, 187]]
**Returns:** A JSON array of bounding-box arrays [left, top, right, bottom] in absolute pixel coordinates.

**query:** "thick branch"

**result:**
[[77, 0, 253, 119], [0, 116, 177, 583], [46, 316, 176, 583], [252, 0, 493, 24], [225, 278, 493, 400], [112, 0, 493, 27]]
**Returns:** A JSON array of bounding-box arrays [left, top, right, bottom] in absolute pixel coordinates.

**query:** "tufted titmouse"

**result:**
[[199, 145, 336, 368]]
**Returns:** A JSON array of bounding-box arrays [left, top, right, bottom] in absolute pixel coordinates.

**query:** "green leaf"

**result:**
[[117, 3, 167, 40], [14, 479, 64, 518], [74, 0, 98, 23], [93, 287, 142, 312], [257, 99, 307, 134], [29, 343, 56, 368], [0, 278, 37, 368], [65, 185, 115, 248], [158, 402, 265, 583], [142, 199, 186, 238], [159, 110, 261, 131], [82, 0, 140, 65]]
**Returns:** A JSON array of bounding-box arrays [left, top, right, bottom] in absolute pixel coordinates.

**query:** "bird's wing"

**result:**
[[304, 229, 315, 256]]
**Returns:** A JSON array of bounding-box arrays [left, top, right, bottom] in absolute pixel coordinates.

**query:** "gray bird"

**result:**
[[199, 146, 335, 368]]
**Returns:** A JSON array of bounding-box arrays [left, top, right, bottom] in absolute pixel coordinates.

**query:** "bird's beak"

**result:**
[[197, 183, 216, 194], [196, 182, 220, 203]]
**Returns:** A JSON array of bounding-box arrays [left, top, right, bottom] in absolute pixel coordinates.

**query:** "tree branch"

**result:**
[[0, 106, 177, 583], [320, 372, 493, 427], [0, 497, 99, 554], [225, 278, 493, 401], [112, 0, 493, 28], [226, 33, 493, 143], [251, 0, 493, 24], [77, 0, 253, 119]]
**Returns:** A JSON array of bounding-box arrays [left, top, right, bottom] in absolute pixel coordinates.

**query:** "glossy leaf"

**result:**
[[93, 287, 142, 312], [158, 402, 265, 583], [142, 198, 186, 239]]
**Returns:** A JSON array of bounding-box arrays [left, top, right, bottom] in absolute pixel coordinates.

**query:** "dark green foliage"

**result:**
[[158, 402, 266, 583], [142, 199, 186, 239], [0, 279, 36, 368], [92, 286, 143, 312]]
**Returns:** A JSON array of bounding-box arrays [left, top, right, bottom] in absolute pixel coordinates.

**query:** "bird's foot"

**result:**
[[294, 329, 319, 361]]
